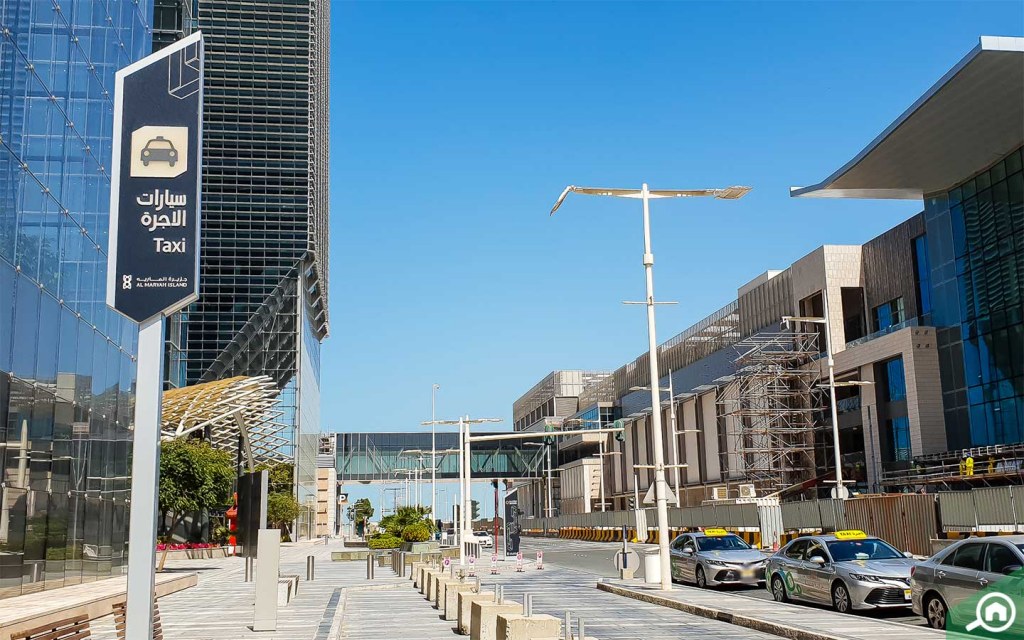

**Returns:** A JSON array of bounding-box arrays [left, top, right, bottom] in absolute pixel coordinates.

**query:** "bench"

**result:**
[[111, 601, 163, 640], [11, 614, 91, 640], [278, 574, 300, 606]]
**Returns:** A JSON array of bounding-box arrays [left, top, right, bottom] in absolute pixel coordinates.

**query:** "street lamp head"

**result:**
[[714, 186, 752, 200]]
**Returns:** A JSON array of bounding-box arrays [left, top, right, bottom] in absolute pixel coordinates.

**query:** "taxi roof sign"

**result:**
[[704, 528, 729, 537], [833, 530, 868, 540]]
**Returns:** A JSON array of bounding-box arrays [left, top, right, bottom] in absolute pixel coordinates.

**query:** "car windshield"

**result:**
[[826, 538, 903, 561], [697, 535, 751, 551]]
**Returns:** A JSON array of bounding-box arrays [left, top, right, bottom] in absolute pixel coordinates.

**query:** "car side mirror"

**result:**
[[809, 556, 827, 566], [904, 551, 914, 559], [1002, 564, 1023, 576], [681, 548, 694, 556]]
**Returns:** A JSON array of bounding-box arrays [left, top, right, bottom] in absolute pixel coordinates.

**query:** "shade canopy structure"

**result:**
[[791, 36, 1024, 200], [161, 375, 291, 466]]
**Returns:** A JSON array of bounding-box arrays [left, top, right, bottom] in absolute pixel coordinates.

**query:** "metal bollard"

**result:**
[[366, 553, 375, 580], [564, 611, 571, 640], [244, 556, 253, 582], [524, 593, 533, 618], [578, 618, 585, 640], [306, 555, 315, 581]]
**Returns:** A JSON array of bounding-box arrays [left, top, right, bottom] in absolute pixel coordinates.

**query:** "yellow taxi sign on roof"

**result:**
[[704, 528, 729, 537], [834, 530, 867, 540]]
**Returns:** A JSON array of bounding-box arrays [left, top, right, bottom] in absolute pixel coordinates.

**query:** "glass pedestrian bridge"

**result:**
[[335, 432, 547, 482]]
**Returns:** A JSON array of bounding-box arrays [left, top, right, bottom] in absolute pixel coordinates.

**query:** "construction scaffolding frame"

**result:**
[[719, 331, 822, 493]]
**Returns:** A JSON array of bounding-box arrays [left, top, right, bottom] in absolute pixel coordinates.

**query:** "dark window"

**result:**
[[873, 298, 906, 332], [885, 357, 907, 402], [889, 416, 911, 461], [913, 235, 932, 317], [785, 540, 809, 560], [946, 543, 986, 570], [984, 543, 1022, 574]]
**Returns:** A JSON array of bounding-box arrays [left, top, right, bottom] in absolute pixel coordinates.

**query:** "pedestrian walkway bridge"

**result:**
[[336, 432, 547, 482]]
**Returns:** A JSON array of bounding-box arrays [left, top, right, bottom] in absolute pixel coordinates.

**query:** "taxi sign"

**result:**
[[833, 529, 867, 540], [704, 528, 729, 537]]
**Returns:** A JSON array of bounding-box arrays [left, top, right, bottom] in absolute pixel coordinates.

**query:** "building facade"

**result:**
[[0, 0, 153, 596], [512, 37, 1023, 518], [153, 0, 332, 523]]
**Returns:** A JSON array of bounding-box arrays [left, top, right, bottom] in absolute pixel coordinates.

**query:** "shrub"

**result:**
[[368, 534, 402, 549], [402, 523, 430, 542]]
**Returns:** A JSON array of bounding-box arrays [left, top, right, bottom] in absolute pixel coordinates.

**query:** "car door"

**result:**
[[800, 540, 836, 604], [680, 536, 699, 582], [778, 540, 810, 601], [669, 536, 687, 581], [937, 541, 987, 614], [978, 541, 1024, 597]]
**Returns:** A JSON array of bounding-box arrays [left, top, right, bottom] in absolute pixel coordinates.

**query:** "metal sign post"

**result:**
[[107, 32, 205, 640]]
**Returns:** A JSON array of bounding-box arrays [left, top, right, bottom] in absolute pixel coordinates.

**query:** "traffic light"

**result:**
[[614, 419, 625, 442], [628, 496, 636, 510]]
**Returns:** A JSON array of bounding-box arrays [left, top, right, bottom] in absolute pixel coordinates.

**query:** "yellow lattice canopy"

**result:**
[[161, 376, 290, 465]]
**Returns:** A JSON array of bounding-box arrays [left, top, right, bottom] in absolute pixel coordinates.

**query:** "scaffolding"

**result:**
[[719, 331, 822, 492]]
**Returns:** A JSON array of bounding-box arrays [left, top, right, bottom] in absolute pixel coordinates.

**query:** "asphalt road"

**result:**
[[517, 536, 927, 627]]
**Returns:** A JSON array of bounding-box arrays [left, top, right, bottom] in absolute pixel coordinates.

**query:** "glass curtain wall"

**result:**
[[925, 147, 1024, 448], [0, 0, 151, 597]]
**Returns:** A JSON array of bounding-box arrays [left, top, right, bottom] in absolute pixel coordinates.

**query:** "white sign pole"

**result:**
[[125, 316, 166, 639]]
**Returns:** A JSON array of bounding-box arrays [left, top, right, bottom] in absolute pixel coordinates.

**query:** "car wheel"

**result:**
[[770, 575, 788, 602], [696, 566, 708, 589], [925, 594, 947, 630], [832, 581, 852, 614]]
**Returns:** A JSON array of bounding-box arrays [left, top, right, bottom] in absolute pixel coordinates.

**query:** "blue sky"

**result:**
[[326, 1, 1023, 448]]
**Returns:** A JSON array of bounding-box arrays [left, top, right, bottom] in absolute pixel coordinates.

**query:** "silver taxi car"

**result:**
[[766, 530, 916, 613], [670, 528, 768, 588]]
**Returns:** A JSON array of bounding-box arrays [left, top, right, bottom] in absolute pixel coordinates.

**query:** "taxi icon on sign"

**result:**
[[141, 136, 178, 167]]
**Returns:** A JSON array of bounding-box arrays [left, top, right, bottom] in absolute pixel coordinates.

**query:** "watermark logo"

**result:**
[[947, 569, 1024, 639], [966, 593, 1017, 635]]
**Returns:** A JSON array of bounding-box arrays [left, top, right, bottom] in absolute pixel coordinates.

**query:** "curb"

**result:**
[[595, 582, 849, 640]]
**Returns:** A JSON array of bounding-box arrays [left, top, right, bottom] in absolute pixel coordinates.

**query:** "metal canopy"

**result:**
[[161, 375, 291, 466], [791, 36, 1024, 200]]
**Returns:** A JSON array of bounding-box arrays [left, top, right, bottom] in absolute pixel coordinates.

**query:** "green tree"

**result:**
[[471, 500, 481, 520], [159, 439, 235, 542], [253, 461, 294, 494], [379, 505, 433, 538], [347, 498, 374, 536], [267, 492, 301, 536]]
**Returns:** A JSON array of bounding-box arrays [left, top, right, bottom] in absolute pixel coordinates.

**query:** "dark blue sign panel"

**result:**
[[504, 493, 521, 556], [107, 33, 204, 323]]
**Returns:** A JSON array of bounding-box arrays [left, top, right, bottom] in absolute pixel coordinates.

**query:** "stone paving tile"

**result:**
[[90, 541, 401, 640], [337, 586, 459, 639]]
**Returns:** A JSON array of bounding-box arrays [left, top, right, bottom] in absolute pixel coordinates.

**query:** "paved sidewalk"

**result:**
[[337, 585, 458, 639], [599, 580, 943, 640], [90, 541, 403, 640]]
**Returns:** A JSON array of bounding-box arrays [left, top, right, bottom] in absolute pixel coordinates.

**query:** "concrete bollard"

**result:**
[[433, 576, 456, 608], [495, 613, 560, 640], [470, 600, 523, 640], [457, 591, 495, 635], [410, 562, 425, 585], [444, 582, 476, 621], [421, 568, 436, 596]]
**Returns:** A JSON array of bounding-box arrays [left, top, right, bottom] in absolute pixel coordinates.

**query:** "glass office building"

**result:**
[[0, 1, 152, 596], [793, 36, 1023, 453], [152, 0, 331, 524]]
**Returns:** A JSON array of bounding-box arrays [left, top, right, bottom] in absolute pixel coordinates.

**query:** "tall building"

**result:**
[[0, 1, 153, 596], [512, 37, 1023, 517], [154, 0, 331, 528]]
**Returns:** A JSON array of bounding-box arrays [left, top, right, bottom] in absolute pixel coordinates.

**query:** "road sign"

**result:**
[[490, 554, 498, 575], [516, 551, 524, 572], [443, 557, 451, 568], [830, 485, 851, 499], [536, 551, 544, 570], [642, 481, 679, 506], [107, 32, 204, 323], [614, 550, 640, 571], [112, 32, 204, 640]]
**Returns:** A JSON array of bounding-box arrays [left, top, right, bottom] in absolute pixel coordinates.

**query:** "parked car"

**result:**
[[911, 535, 1024, 630], [765, 530, 916, 613], [669, 528, 768, 588], [476, 532, 494, 548]]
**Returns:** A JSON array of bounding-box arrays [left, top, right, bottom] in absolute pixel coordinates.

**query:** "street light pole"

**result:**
[[550, 181, 750, 592], [822, 289, 846, 498], [638, 183, 674, 591], [431, 384, 439, 523]]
